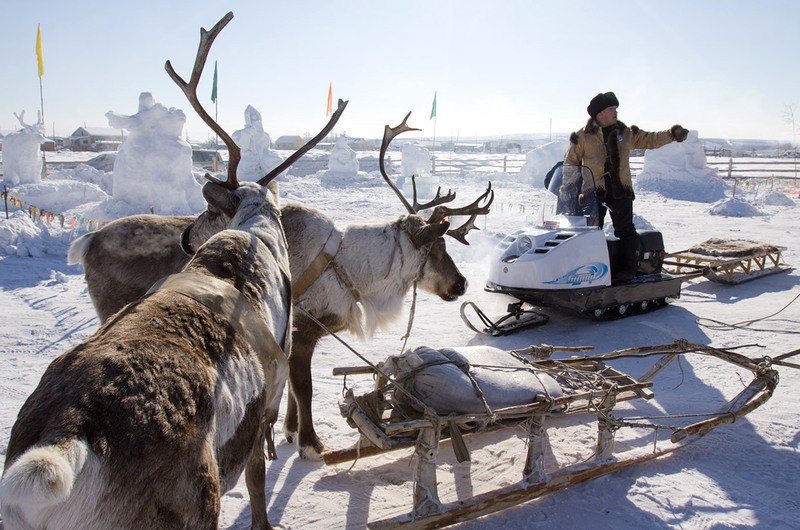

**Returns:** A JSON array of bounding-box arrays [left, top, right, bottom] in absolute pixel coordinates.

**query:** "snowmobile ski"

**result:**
[[460, 301, 548, 336]]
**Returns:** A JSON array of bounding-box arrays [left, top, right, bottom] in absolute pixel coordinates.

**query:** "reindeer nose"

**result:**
[[453, 276, 467, 296]]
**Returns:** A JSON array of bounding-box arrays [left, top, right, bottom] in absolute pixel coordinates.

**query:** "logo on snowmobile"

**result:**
[[544, 263, 608, 286]]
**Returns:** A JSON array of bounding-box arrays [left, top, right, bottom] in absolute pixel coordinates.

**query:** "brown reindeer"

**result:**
[[67, 114, 493, 461], [0, 12, 299, 529]]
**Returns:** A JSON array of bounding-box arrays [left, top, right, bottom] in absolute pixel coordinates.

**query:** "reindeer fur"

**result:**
[[1, 182, 291, 530], [66, 201, 466, 461], [281, 205, 464, 459]]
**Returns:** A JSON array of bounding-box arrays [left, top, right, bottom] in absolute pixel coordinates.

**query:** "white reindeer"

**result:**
[[1, 13, 296, 529], [68, 114, 493, 461]]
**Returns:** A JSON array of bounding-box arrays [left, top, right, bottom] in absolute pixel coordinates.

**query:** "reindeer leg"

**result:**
[[291, 349, 324, 460], [284, 383, 299, 444], [245, 423, 271, 530], [285, 327, 325, 460]]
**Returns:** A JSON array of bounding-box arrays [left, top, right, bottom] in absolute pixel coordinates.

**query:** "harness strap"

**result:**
[[146, 272, 290, 383], [292, 227, 342, 299]]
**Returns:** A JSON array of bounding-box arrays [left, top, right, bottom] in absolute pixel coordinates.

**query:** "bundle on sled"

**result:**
[[461, 163, 790, 336], [322, 340, 788, 529]]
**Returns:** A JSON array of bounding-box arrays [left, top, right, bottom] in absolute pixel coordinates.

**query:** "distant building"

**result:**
[[347, 138, 376, 151], [274, 135, 304, 150], [454, 143, 483, 153], [65, 127, 127, 151]]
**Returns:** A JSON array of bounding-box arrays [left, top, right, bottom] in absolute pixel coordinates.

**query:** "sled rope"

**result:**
[[697, 289, 800, 335], [295, 303, 438, 417], [399, 242, 434, 353]]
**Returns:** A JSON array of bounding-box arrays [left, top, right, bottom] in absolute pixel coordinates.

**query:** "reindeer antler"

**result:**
[[379, 112, 461, 214], [165, 12, 240, 189], [379, 111, 493, 244], [427, 182, 494, 225], [257, 99, 349, 186], [431, 183, 494, 245], [408, 177, 456, 213], [379, 112, 421, 214]]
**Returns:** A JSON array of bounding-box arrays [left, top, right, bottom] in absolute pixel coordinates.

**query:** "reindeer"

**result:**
[[0, 13, 301, 529], [280, 114, 493, 459], [68, 116, 492, 463]]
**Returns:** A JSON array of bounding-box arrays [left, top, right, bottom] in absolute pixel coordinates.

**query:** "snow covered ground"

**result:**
[[1, 149, 799, 529]]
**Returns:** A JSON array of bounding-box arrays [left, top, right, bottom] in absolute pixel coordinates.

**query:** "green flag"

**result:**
[[430, 91, 437, 119], [211, 61, 218, 103]]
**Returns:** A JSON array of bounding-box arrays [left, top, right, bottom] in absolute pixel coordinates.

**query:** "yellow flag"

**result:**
[[36, 24, 44, 77], [326, 82, 332, 117]]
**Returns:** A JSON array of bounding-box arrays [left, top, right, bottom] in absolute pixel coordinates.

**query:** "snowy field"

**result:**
[[1, 147, 799, 529]]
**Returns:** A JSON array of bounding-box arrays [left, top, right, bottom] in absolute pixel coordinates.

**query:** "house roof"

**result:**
[[275, 135, 303, 142], [69, 127, 127, 138]]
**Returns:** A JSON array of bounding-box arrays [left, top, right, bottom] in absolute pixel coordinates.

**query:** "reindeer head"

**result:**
[[164, 12, 348, 255]]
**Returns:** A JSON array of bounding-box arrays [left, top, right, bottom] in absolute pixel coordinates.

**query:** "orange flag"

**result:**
[[326, 82, 332, 117]]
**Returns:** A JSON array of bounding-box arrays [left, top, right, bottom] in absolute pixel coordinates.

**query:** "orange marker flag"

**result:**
[[326, 82, 333, 117], [36, 24, 44, 77]]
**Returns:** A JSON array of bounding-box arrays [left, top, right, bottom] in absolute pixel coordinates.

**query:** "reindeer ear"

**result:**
[[411, 220, 450, 247], [265, 180, 279, 201], [201, 181, 237, 217], [180, 225, 195, 255]]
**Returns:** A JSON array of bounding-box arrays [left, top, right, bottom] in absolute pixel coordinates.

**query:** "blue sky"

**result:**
[[2, 1, 799, 143]]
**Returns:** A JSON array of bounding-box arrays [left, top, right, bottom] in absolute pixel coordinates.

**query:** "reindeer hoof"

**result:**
[[283, 425, 299, 444], [298, 445, 322, 462]]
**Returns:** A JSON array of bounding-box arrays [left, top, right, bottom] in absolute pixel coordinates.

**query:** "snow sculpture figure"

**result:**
[[400, 142, 439, 199], [231, 105, 285, 181], [327, 136, 359, 174], [105, 92, 201, 214], [637, 130, 727, 202], [2, 111, 47, 186], [518, 140, 569, 185]]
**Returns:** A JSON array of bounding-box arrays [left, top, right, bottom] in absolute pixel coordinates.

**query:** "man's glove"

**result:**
[[670, 124, 689, 142]]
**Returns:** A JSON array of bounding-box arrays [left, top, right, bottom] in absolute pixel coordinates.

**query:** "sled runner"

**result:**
[[322, 340, 785, 529]]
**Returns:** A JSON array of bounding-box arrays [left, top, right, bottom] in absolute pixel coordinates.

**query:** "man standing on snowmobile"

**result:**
[[564, 91, 688, 283]]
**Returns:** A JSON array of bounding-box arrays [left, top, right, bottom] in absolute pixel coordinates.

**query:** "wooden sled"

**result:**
[[664, 238, 790, 284], [321, 340, 783, 529]]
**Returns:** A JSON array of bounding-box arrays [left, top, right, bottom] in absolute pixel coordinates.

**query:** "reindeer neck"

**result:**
[[337, 221, 421, 300]]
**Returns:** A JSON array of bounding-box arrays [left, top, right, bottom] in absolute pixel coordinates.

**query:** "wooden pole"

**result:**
[[39, 78, 47, 179]]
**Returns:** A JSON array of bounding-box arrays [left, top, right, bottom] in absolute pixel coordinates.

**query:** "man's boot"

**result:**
[[612, 236, 639, 285]]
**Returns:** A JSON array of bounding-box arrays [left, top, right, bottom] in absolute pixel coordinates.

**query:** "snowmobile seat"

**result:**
[[606, 230, 666, 276]]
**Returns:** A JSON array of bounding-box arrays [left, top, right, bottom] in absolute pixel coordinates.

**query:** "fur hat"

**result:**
[[587, 91, 619, 118]]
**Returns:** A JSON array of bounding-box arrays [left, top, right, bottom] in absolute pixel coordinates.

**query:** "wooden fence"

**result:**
[[3, 153, 797, 182], [628, 158, 800, 181]]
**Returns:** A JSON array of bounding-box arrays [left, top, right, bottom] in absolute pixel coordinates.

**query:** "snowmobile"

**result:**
[[461, 163, 684, 336], [462, 162, 790, 336]]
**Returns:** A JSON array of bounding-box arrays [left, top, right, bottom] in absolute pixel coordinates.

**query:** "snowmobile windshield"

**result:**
[[540, 163, 600, 228]]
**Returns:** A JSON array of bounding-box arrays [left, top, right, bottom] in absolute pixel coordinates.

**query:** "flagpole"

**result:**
[[211, 60, 219, 152], [430, 91, 437, 151], [40, 78, 47, 179], [36, 24, 46, 179], [39, 78, 45, 125]]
